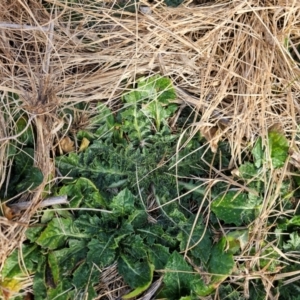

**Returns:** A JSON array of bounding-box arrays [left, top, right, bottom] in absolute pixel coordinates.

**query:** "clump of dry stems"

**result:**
[[1, 0, 300, 298]]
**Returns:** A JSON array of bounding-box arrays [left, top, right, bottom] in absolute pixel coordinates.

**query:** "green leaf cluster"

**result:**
[[2, 187, 219, 299], [211, 131, 289, 227], [121, 75, 177, 142], [3, 76, 229, 299], [2, 76, 299, 299]]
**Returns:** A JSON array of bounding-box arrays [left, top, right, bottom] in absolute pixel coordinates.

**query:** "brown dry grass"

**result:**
[[1, 0, 300, 298]]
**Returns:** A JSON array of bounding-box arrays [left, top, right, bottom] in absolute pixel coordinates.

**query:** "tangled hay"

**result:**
[[1, 0, 300, 298]]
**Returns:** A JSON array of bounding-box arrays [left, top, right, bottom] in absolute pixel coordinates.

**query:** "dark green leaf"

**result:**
[[56, 153, 80, 178], [127, 209, 148, 229], [72, 262, 99, 293], [122, 264, 154, 299], [169, 208, 187, 223], [15, 166, 43, 193], [160, 251, 194, 298], [217, 284, 243, 300], [138, 224, 177, 248], [86, 103, 115, 140], [148, 244, 170, 269], [120, 234, 148, 260], [73, 213, 102, 236], [178, 217, 212, 264], [118, 254, 152, 289], [86, 238, 116, 268]]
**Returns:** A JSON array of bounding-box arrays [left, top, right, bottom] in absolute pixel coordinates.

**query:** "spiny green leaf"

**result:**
[[217, 284, 242, 300], [252, 132, 289, 169], [59, 177, 106, 209], [208, 238, 234, 283], [25, 226, 45, 243], [122, 75, 177, 132], [86, 238, 116, 268], [123, 90, 144, 103], [126, 209, 148, 229], [56, 153, 80, 178], [1, 244, 41, 278], [160, 251, 194, 298], [91, 103, 115, 130], [268, 131, 289, 168], [72, 262, 99, 294], [177, 216, 212, 264], [110, 188, 135, 216], [211, 191, 259, 226], [169, 208, 187, 223], [36, 217, 86, 250], [120, 235, 148, 260], [137, 225, 177, 248], [51, 240, 88, 276], [122, 264, 155, 299], [148, 244, 170, 270], [118, 254, 153, 289], [73, 214, 103, 236], [283, 232, 300, 251], [138, 75, 176, 104]]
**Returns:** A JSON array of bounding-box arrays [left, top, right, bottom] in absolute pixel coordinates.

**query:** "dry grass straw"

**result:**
[[1, 0, 300, 298], [95, 263, 128, 299]]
